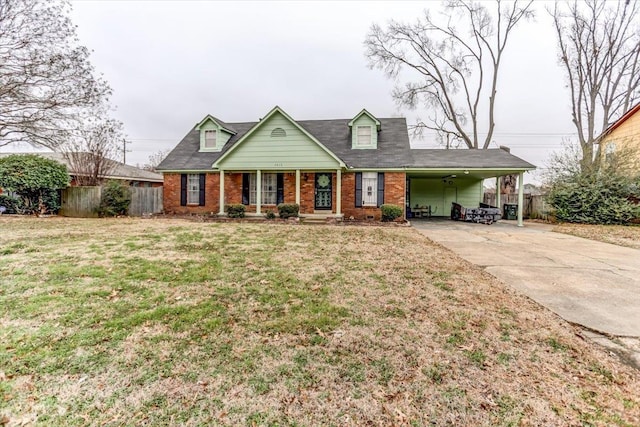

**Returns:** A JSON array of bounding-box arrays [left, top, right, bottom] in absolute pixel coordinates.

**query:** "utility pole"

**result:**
[[122, 138, 131, 164]]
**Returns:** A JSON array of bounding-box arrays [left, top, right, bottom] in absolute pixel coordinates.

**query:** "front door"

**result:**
[[314, 172, 332, 210]]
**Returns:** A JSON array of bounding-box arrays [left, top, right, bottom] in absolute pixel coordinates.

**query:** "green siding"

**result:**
[[409, 178, 482, 216], [218, 131, 232, 147], [217, 111, 340, 170], [351, 114, 378, 149]]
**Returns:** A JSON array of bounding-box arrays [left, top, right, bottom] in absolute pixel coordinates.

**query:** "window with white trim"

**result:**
[[362, 172, 377, 206], [204, 130, 217, 148], [356, 126, 372, 147], [249, 173, 277, 205], [187, 174, 200, 204]]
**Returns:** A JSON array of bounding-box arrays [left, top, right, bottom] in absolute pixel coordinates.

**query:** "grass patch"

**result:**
[[547, 336, 569, 352], [0, 217, 638, 425], [497, 352, 513, 366], [554, 223, 640, 249], [464, 349, 487, 368], [423, 363, 445, 384]]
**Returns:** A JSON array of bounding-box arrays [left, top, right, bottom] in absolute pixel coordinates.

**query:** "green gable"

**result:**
[[348, 108, 380, 149], [214, 108, 343, 170], [196, 115, 235, 152]]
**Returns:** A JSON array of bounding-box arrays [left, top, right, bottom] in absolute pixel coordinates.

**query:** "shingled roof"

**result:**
[[408, 148, 535, 169], [158, 122, 255, 171], [157, 115, 534, 171], [0, 152, 163, 182]]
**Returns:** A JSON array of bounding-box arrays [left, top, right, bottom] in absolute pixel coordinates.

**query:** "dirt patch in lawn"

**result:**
[[1, 217, 639, 426], [553, 222, 640, 249]]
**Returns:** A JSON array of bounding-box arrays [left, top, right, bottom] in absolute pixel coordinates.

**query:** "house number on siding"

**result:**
[[274, 162, 283, 167]]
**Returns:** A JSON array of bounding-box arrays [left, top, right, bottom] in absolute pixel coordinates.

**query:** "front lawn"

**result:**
[[1, 217, 639, 426], [553, 222, 640, 249]]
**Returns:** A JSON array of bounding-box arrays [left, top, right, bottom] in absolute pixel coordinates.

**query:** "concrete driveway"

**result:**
[[413, 219, 640, 338]]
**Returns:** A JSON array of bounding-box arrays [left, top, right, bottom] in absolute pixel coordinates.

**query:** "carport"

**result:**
[[407, 148, 536, 226]]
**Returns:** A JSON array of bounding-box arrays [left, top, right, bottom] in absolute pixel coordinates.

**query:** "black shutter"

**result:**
[[242, 173, 250, 205], [355, 172, 362, 207], [199, 174, 206, 206], [276, 173, 284, 205], [180, 174, 187, 206], [377, 172, 384, 208]]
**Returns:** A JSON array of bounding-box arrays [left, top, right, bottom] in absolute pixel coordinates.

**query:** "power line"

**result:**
[[127, 138, 177, 141], [414, 132, 578, 137], [126, 131, 582, 141]]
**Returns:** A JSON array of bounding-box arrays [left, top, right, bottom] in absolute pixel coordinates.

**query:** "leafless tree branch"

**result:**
[[552, 0, 640, 171], [365, 0, 533, 149], [0, 0, 111, 149], [141, 149, 171, 172], [59, 117, 124, 186]]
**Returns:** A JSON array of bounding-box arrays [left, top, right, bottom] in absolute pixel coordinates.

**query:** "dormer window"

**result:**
[[356, 126, 372, 147], [196, 115, 236, 152], [349, 109, 380, 149], [204, 130, 217, 148]]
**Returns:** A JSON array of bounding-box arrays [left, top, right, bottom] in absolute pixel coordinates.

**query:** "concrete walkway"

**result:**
[[412, 219, 640, 338]]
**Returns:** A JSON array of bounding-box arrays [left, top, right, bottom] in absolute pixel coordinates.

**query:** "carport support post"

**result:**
[[496, 177, 501, 213], [517, 172, 524, 227]]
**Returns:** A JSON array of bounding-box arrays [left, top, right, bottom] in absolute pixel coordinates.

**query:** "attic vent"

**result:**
[[271, 127, 287, 138]]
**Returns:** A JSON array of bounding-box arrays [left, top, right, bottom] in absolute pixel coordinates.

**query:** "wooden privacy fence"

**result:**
[[129, 187, 163, 216], [482, 193, 552, 220], [60, 186, 163, 218], [60, 186, 101, 218]]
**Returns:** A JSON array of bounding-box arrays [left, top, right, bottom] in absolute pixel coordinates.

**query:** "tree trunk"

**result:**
[[580, 142, 594, 173], [500, 175, 517, 194]]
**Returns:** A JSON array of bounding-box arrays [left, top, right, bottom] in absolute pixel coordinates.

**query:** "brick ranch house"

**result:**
[[157, 106, 535, 222]]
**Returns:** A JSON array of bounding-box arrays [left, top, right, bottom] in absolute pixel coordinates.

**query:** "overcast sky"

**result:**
[[7, 0, 579, 183]]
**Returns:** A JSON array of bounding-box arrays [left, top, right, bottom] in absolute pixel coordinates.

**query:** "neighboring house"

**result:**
[[157, 106, 535, 220], [598, 102, 640, 169], [0, 152, 163, 187]]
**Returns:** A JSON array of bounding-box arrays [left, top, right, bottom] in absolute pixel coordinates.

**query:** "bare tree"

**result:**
[[365, 0, 533, 149], [0, 0, 110, 149], [543, 139, 585, 185], [552, 0, 640, 171], [499, 174, 517, 194], [141, 149, 171, 172], [60, 118, 124, 186]]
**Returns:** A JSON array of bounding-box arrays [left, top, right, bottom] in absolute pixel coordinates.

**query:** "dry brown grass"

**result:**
[[553, 222, 640, 249], [1, 216, 639, 426]]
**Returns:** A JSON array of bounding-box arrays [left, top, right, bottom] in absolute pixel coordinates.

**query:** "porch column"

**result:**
[[218, 170, 225, 215], [496, 177, 501, 213], [517, 172, 524, 227], [336, 169, 342, 216], [295, 170, 301, 205], [256, 169, 262, 215]]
